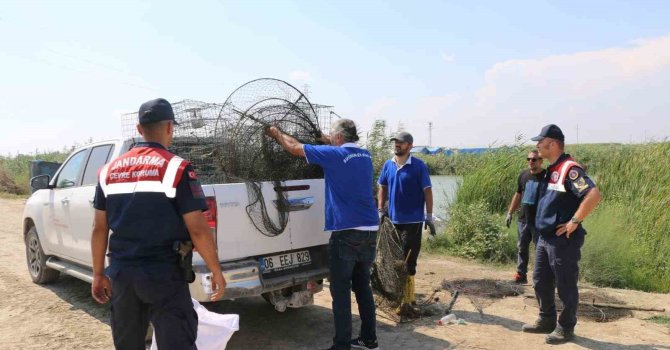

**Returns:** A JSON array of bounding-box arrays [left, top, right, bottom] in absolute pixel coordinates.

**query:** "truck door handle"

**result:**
[[273, 197, 314, 211], [61, 198, 70, 205]]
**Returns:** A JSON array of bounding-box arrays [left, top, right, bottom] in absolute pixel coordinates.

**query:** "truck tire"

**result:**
[[261, 292, 274, 305], [25, 226, 60, 284]]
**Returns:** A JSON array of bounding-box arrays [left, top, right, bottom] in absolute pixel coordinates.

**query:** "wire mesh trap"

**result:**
[[371, 217, 408, 303], [441, 278, 526, 314], [121, 79, 334, 237], [523, 289, 633, 322], [371, 217, 447, 322]]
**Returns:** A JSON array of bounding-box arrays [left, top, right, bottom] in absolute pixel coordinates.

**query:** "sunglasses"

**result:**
[[527, 157, 541, 162]]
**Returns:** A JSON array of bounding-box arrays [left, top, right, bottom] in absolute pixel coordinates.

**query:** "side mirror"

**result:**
[[30, 174, 51, 192]]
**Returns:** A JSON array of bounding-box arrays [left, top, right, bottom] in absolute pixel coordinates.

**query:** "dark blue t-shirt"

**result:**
[[377, 156, 432, 224], [516, 169, 547, 224], [303, 143, 379, 231]]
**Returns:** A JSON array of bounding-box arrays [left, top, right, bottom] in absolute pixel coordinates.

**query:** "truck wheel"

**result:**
[[25, 226, 60, 284], [261, 292, 273, 305]]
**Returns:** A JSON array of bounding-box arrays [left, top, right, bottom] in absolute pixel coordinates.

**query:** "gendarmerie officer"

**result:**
[[91, 98, 226, 350], [521, 124, 601, 344]]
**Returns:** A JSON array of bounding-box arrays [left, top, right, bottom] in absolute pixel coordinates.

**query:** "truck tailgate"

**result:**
[[200, 179, 327, 263]]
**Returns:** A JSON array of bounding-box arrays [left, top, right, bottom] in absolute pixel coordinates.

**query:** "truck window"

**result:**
[[81, 145, 115, 186], [55, 150, 88, 189]]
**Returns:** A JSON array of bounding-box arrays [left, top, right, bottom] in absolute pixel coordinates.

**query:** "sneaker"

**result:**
[[521, 317, 556, 334], [545, 326, 575, 344], [513, 272, 528, 284], [351, 337, 379, 350]]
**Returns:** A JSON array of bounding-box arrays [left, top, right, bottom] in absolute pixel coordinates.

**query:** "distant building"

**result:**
[[410, 146, 430, 155], [457, 147, 489, 155], [427, 147, 443, 155], [410, 146, 497, 156]]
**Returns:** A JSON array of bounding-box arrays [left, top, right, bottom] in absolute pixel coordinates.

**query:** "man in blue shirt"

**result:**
[[377, 131, 433, 310], [266, 118, 379, 350]]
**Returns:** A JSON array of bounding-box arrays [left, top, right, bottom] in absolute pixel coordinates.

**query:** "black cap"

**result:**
[[390, 131, 413, 144], [531, 124, 564, 142], [138, 98, 178, 125]]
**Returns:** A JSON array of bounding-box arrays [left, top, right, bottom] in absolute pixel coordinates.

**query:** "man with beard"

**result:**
[[521, 124, 601, 344], [505, 149, 546, 284], [377, 131, 433, 311]]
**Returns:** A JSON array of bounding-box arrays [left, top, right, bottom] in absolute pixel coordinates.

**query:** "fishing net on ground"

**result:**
[[441, 278, 525, 313], [522, 288, 633, 322], [122, 78, 334, 237], [372, 217, 446, 321], [371, 217, 408, 304]]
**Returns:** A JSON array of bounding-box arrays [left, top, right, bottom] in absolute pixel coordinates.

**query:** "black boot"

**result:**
[[545, 326, 575, 344], [521, 317, 555, 333]]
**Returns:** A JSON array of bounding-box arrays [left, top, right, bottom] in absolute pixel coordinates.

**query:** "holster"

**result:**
[[173, 241, 195, 283]]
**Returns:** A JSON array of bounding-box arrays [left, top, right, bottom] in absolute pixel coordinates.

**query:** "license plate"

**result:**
[[261, 250, 311, 273]]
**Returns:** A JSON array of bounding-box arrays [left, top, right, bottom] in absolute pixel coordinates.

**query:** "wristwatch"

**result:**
[[570, 217, 583, 224]]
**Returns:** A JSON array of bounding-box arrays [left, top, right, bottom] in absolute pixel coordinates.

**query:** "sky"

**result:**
[[1, 0, 670, 154]]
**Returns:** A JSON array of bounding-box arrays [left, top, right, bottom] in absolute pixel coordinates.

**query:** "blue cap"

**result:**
[[531, 124, 564, 142], [138, 98, 178, 125]]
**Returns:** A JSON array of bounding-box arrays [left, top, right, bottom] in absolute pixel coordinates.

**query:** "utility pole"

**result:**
[[428, 122, 433, 147]]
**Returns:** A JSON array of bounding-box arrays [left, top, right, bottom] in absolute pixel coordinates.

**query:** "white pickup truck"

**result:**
[[23, 137, 329, 310]]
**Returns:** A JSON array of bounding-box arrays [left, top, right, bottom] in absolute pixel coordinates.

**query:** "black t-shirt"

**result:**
[[516, 168, 547, 223]]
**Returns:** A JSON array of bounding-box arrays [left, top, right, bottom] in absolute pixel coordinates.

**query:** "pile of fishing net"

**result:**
[[441, 278, 525, 314], [371, 217, 408, 304], [371, 217, 446, 321], [522, 287, 633, 322]]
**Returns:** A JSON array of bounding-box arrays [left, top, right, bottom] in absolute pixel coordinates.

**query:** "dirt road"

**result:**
[[1, 197, 669, 349]]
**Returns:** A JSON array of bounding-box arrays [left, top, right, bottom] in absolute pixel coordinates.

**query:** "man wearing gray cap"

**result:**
[[266, 118, 379, 350], [377, 131, 433, 312], [521, 124, 601, 344]]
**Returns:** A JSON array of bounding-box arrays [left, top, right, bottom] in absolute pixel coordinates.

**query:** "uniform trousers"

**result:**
[[533, 229, 585, 330], [109, 264, 197, 350]]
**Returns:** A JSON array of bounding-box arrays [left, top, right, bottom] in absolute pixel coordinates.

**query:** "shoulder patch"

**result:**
[[551, 171, 559, 182], [573, 177, 589, 193], [188, 170, 198, 180], [568, 169, 580, 180]]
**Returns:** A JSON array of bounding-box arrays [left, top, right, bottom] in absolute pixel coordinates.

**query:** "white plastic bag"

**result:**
[[150, 298, 239, 350]]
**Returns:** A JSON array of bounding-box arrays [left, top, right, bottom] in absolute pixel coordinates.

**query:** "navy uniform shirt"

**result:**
[[535, 153, 596, 238], [94, 142, 207, 274]]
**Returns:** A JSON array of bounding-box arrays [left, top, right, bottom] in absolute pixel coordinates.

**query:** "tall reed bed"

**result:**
[[576, 142, 670, 292]]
